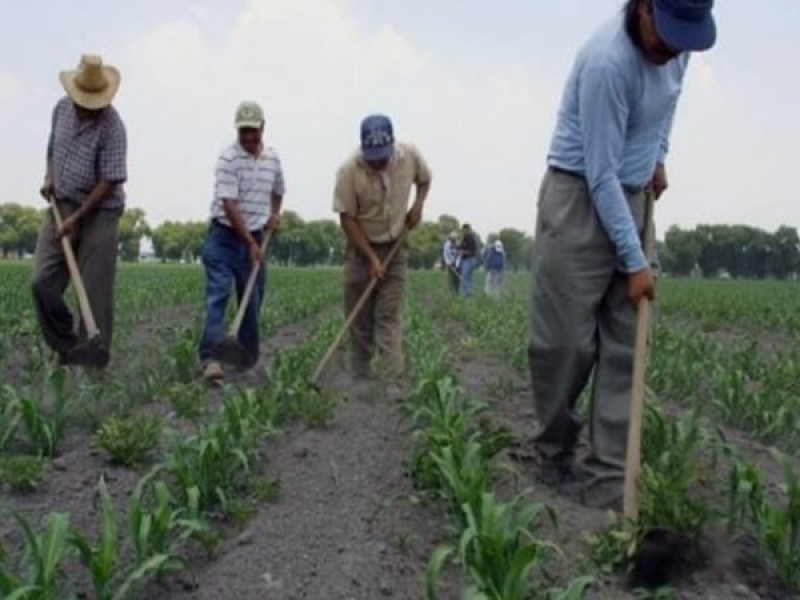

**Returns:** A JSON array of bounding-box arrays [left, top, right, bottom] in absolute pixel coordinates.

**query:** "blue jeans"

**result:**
[[199, 221, 266, 364], [460, 256, 476, 297]]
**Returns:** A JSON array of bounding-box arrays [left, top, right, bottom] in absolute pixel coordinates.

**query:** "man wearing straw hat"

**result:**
[[32, 54, 127, 368], [333, 114, 432, 384]]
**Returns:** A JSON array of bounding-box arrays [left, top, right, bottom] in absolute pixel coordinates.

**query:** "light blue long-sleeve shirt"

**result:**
[[547, 13, 688, 272]]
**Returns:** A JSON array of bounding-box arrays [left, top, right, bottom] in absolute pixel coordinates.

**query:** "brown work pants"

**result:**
[[31, 202, 121, 359], [343, 239, 408, 378]]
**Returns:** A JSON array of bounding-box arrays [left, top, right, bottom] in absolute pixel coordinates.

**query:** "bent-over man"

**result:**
[[528, 0, 716, 509], [333, 114, 432, 383], [33, 54, 127, 369]]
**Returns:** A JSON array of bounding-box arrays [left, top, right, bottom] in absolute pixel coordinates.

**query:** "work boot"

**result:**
[[534, 453, 579, 487], [578, 476, 624, 512], [202, 360, 224, 383]]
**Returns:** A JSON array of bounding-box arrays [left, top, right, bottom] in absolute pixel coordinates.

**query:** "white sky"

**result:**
[[0, 0, 797, 238]]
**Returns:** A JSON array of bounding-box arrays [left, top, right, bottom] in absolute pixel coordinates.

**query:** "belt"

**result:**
[[212, 218, 263, 236], [548, 165, 645, 195]]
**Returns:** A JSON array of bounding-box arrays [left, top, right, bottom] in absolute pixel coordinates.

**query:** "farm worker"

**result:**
[[442, 231, 460, 293], [333, 114, 432, 382], [458, 223, 479, 297], [198, 101, 285, 382], [32, 54, 128, 368], [528, 0, 716, 509], [484, 239, 506, 299]]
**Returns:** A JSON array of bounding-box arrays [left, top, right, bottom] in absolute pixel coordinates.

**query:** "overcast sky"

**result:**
[[1, 0, 797, 238]]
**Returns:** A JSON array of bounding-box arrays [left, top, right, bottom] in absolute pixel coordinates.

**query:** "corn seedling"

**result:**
[[91, 414, 162, 466], [729, 450, 800, 592], [69, 476, 182, 600], [0, 511, 73, 599], [0, 454, 47, 492], [17, 371, 70, 458], [128, 467, 211, 573]]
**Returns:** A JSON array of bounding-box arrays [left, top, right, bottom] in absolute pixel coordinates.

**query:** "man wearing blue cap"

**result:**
[[528, 0, 716, 509], [333, 114, 432, 382]]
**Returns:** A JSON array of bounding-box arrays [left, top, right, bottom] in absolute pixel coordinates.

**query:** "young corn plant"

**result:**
[[70, 476, 181, 600], [129, 470, 209, 570], [15, 365, 72, 458], [638, 405, 722, 537], [91, 414, 162, 467], [588, 404, 721, 578], [164, 325, 200, 383], [427, 492, 592, 600], [165, 415, 260, 514], [0, 511, 73, 599], [728, 450, 800, 592], [0, 454, 47, 492]]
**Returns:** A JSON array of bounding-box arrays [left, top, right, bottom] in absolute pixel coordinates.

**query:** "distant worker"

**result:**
[[458, 223, 479, 297], [442, 231, 460, 293], [483, 239, 506, 298]]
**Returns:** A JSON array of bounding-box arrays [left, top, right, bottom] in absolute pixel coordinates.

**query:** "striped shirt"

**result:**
[[47, 96, 127, 209], [211, 142, 285, 231]]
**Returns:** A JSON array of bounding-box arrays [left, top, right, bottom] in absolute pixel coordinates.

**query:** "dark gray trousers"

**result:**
[[31, 203, 121, 357], [528, 169, 656, 477]]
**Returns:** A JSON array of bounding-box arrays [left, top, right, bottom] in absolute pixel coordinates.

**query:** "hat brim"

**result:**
[[362, 143, 394, 162], [59, 66, 120, 110], [236, 120, 263, 130], [652, 6, 716, 52]]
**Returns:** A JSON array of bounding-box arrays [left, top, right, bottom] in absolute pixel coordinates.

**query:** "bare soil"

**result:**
[[1, 310, 461, 600]]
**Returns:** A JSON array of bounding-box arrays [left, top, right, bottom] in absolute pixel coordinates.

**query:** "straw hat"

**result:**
[[59, 54, 120, 110]]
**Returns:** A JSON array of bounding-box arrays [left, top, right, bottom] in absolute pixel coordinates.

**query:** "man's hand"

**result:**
[[649, 163, 668, 200], [405, 202, 423, 230], [248, 239, 264, 266], [266, 213, 281, 231], [627, 267, 655, 308], [57, 213, 79, 242], [368, 254, 385, 280], [40, 179, 54, 201]]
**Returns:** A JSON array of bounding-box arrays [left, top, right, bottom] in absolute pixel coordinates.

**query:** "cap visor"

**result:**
[[653, 7, 716, 52], [236, 121, 262, 129], [362, 144, 394, 161]]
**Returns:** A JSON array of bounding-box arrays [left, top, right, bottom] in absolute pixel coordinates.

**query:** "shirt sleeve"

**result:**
[[410, 145, 432, 185], [579, 64, 646, 273], [97, 117, 128, 183], [332, 163, 357, 216], [272, 151, 286, 197], [214, 153, 239, 201], [46, 102, 60, 164]]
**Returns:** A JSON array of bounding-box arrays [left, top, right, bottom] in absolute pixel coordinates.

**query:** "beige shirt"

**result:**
[[333, 142, 432, 243]]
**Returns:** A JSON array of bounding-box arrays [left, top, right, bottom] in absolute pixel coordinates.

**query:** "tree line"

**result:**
[[1, 202, 797, 278]]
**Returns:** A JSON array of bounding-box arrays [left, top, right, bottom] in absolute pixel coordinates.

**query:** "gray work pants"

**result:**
[[31, 202, 121, 359], [528, 168, 656, 477]]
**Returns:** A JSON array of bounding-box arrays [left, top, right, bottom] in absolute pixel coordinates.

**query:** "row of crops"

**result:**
[[1, 261, 799, 598]]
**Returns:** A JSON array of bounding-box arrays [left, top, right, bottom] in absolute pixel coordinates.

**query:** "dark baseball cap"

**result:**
[[360, 114, 395, 161], [652, 0, 716, 52]]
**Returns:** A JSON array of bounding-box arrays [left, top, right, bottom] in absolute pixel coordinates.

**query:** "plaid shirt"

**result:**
[[47, 96, 127, 209]]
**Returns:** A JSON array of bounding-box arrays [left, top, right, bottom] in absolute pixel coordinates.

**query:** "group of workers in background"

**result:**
[[442, 224, 506, 299]]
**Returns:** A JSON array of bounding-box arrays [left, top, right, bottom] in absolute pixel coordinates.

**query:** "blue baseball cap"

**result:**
[[652, 0, 716, 52], [360, 114, 395, 161]]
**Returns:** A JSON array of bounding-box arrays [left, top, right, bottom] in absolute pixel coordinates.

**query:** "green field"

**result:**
[[1, 261, 798, 599]]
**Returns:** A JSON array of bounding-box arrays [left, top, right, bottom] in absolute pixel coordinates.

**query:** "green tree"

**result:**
[[0, 203, 42, 258], [117, 207, 150, 262]]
